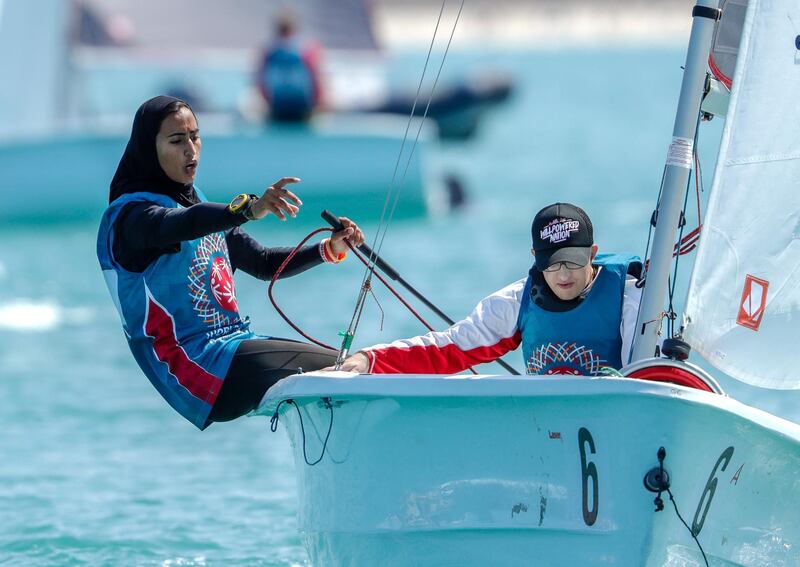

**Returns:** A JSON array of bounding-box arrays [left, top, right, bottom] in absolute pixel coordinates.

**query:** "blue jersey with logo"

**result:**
[[263, 39, 315, 119], [97, 192, 254, 429], [517, 254, 639, 376]]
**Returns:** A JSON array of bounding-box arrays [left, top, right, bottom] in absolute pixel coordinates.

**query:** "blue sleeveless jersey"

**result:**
[[97, 192, 254, 429], [263, 39, 315, 118], [517, 254, 639, 376]]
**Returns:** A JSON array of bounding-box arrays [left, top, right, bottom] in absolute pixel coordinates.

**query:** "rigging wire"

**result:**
[[373, 0, 466, 261], [641, 107, 706, 337], [640, 165, 668, 286], [694, 150, 704, 222], [666, 111, 704, 338], [332, 1, 452, 367], [365, 0, 448, 268], [336, 0, 466, 367]]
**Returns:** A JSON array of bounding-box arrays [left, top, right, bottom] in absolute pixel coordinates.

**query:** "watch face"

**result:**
[[230, 194, 248, 212]]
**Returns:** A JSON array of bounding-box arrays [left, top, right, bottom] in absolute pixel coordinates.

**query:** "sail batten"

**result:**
[[725, 154, 800, 165], [684, 0, 800, 389]]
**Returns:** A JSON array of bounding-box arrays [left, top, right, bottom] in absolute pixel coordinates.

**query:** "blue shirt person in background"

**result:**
[[97, 96, 363, 429], [256, 12, 323, 122]]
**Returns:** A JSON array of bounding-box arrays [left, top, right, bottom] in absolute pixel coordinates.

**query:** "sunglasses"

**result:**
[[543, 260, 588, 273]]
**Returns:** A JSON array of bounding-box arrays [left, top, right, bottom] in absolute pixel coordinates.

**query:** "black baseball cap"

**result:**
[[531, 203, 594, 271]]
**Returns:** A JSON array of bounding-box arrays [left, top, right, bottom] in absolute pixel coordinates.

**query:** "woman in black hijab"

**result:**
[[98, 95, 364, 430]]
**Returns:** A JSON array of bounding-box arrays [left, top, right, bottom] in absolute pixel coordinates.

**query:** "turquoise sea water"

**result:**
[[2, 48, 798, 566]]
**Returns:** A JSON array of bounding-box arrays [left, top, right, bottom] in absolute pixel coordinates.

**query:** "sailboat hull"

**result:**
[[0, 115, 438, 223], [259, 374, 800, 566]]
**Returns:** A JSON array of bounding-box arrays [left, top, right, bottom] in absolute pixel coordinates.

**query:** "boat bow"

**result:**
[[257, 372, 800, 566]]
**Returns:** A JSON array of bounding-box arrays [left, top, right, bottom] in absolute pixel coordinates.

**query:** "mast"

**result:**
[[630, 0, 721, 362]]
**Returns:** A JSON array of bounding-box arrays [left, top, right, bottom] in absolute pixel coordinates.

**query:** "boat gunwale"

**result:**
[[257, 372, 800, 441]]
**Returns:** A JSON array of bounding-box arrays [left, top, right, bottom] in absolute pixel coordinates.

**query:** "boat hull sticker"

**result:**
[[665, 136, 695, 169]]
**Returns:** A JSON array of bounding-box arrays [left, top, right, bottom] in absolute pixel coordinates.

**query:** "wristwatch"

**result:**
[[228, 193, 259, 220], [228, 193, 250, 213]]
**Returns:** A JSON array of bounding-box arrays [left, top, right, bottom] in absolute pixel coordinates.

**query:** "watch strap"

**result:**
[[242, 194, 260, 220]]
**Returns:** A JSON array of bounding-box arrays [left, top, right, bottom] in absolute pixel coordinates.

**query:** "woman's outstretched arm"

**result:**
[[113, 201, 249, 272]]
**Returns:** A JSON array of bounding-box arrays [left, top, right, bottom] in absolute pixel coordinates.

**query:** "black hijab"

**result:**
[[108, 95, 199, 205]]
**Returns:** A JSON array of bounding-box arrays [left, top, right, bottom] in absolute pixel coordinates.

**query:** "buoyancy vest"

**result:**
[[263, 38, 315, 120], [97, 191, 254, 429], [517, 253, 639, 376]]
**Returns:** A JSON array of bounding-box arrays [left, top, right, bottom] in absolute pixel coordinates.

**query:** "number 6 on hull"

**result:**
[[579, 427, 599, 526]]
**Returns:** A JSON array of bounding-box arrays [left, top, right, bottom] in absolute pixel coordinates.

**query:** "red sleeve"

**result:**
[[363, 279, 526, 374], [367, 331, 522, 374]]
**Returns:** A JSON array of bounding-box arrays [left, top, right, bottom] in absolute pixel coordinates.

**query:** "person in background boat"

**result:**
[[97, 96, 364, 430], [334, 203, 642, 376], [255, 12, 323, 122]]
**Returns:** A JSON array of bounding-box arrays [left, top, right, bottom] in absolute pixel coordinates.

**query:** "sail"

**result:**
[[708, 0, 748, 89], [683, 0, 800, 388]]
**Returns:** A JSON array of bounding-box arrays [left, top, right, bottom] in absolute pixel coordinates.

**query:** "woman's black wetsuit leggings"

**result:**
[[208, 338, 338, 423]]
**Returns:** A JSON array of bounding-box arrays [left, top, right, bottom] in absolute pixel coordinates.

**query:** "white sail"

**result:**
[[684, 0, 800, 388]]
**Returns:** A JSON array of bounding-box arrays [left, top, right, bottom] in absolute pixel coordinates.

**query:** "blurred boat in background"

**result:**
[[0, 114, 441, 223], [60, 0, 512, 139], [0, 0, 490, 222], [0, 0, 517, 223]]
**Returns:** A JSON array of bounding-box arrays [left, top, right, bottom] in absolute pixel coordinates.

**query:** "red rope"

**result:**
[[349, 247, 435, 332], [346, 246, 479, 375], [268, 228, 337, 350], [268, 228, 479, 374]]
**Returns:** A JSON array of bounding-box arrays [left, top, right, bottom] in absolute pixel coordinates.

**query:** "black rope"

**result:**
[[647, 447, 709, 566], [270, 398, 334, 466], [666, 488, 710, 567]]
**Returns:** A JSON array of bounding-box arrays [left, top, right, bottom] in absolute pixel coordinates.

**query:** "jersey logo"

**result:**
[[736, 274, 768, 331], [527, 342, 604, 376], [188, 233, 239, 328], [210, 256, 237, 312]]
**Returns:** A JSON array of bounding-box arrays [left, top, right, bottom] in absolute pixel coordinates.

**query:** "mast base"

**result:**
[[661, 338, 691, 361]]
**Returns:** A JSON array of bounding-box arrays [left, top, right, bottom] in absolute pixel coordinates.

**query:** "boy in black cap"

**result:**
[[531, 202, 598, 301], [335, 203, 642, 376]]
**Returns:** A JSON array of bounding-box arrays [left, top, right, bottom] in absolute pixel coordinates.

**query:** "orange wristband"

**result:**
[[323, 239, 347, 263]]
